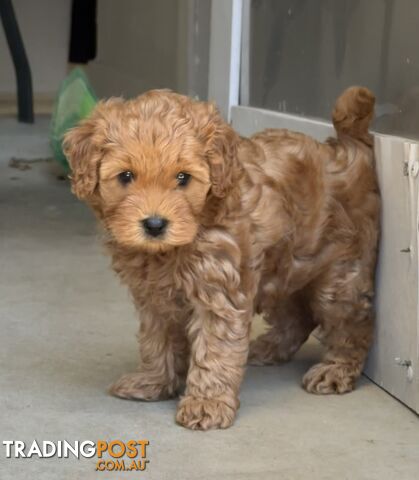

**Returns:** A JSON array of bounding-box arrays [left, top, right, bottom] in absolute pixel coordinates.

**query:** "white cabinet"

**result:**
[[365, 137, 419, 413]]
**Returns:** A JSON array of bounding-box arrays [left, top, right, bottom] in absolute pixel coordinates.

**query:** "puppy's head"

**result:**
[[63, 90, 239, 252]]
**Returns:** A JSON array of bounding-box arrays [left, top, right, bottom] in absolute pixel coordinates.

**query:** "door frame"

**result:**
[[208, 0, 419, 413]]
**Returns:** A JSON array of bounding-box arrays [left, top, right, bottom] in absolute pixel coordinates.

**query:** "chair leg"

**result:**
[[0, 0, 34, 123]]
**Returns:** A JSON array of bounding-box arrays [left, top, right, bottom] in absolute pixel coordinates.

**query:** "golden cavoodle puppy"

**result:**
[[64, 86, 380, 430]]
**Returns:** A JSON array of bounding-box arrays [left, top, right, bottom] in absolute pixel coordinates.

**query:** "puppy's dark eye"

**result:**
[[176, 172, 191, 187], [118, 171, 134, 185]]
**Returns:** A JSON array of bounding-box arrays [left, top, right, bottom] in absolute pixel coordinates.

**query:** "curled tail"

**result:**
[[332, 86, 375, 146]]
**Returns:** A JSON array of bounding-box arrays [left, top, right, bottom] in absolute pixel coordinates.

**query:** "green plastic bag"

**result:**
[[50, 68, 98, 170]]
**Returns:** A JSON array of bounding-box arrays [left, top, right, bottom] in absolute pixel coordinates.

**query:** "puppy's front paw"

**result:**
[[176, 395, 238, 430], [302, 362, 357, 394], [110, 372, 176, 401]]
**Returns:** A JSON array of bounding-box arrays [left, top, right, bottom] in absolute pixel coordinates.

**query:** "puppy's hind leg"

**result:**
[[249, 293, 315, 365], [302, 263, 374, 394], [110, 308, 189, 401]]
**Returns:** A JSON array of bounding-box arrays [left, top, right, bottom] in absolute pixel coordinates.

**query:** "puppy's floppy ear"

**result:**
[[193, 101, 240, 198], [63, 116, 102, 201]]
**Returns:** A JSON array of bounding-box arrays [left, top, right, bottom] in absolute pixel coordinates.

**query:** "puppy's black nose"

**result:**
[[142, 216, 168, 237]]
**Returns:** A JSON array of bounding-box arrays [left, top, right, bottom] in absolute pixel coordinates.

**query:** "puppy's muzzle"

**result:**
[[142, 216, 168, 237]]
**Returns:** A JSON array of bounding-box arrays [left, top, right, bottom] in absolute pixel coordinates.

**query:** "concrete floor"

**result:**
[[1, 117, 419, 480]]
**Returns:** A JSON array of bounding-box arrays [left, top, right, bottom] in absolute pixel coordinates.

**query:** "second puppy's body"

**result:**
[[65, 87, 379, 430]]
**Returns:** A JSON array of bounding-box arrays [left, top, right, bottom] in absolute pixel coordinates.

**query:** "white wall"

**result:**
[[86, 0, 183, 99], [0, 0, 211, 105], [86, 0, 210, 100]]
